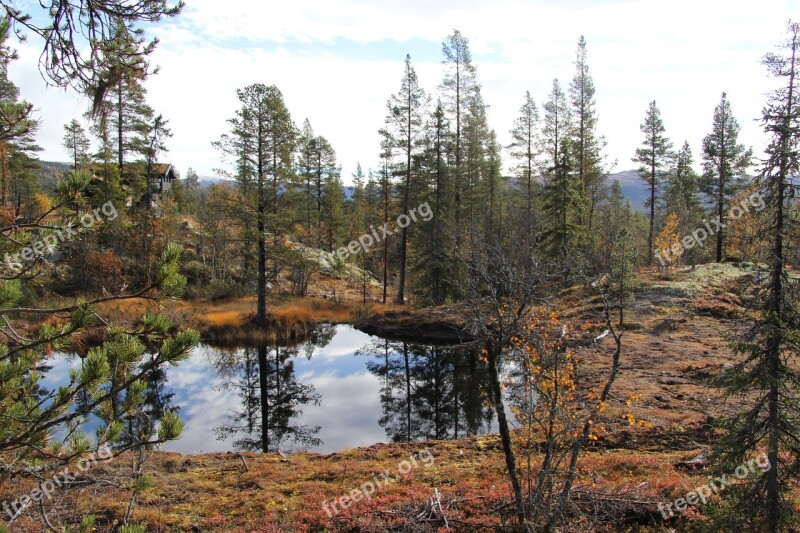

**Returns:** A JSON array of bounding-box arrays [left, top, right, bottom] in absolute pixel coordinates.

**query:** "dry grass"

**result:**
[[270, 297, 363, 324], [200, 310, 249, 327], [199, 297, 407, 329]]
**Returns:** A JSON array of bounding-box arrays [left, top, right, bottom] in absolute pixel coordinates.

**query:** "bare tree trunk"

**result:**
[[487, 341, 528, 531], [403, 343, 412, 441], [647, 154, 655, 265], [258, 346, 270, 453]]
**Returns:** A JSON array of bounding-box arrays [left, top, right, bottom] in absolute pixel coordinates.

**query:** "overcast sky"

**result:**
[[8, 0, 799, 183]]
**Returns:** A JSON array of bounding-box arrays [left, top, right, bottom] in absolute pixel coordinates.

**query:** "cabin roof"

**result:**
[[152, 163, 176, 177]]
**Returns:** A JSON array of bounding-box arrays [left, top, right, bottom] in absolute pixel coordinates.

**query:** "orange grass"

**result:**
[[268, 298, 352, 324], [6, 430, 790, 532], [200, 310, 249, 327]]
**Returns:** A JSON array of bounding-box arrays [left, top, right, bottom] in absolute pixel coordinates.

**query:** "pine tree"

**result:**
[[0, 19, 36, 144], [62, 119, 91, 170], [142, 113, 172, 203], [295, 119, 336, 244], [384, 54, 428, 304], [90, 25, 158, 193], [508, 91, 539, 234], [632, 101, 673, 265], [214, 84, 296, 326], [321, 167, 346, 254], [215, 346, 321, 452], [699, 92, 753, 262], [0, 42, 39, 211]]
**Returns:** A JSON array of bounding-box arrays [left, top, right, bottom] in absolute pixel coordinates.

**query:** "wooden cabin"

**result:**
[[150, 164, 179, 193]]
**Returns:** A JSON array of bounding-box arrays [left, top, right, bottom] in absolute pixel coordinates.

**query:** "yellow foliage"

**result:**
[[654, 213, 683, 269], [726, 186, 766, 262], [34, 193, 52, 214]]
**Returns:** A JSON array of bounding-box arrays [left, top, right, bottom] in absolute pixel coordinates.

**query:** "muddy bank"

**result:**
[[355, 306, 474, 344]]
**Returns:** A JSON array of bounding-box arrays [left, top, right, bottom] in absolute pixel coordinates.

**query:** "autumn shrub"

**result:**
[[67, 248, 125, 294], [654, 213, 682, 277], [90, 250, 125, 291]]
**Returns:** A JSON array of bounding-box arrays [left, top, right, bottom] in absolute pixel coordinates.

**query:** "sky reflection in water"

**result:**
[[43, 325, 495, 454]]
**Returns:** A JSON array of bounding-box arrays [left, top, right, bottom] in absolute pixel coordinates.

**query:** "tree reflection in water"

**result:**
[[360, 340, 494, 442], [214, 341, 323, 453]]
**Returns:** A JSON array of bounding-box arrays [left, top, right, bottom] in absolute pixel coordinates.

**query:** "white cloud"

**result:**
[[7, 0, 798, 182], [301, 371, 385, 452]]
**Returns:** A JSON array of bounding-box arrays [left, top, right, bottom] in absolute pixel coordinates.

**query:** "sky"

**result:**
[[7, 0, 800, 184]]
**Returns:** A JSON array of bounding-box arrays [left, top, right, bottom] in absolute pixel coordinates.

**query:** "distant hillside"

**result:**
[[610, 169, 649, 212], [37, 163, 649, 212], [197, 175, 233, 188], [38, 161, 72, 194]]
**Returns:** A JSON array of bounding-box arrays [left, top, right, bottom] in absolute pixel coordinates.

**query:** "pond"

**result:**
[[42, 325, 498, 454]]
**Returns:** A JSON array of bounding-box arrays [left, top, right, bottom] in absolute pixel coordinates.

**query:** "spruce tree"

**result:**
[[664, 141, 702, 261], [542, 141, 582, 286], [483, 130, 504, 233], [568, 36, 605, 231], [713, 22, 800, 532], [462, 90, 491, 231], [351, 163, 368, 240], [540, 79, 571, 171], [609, 227, 636, 327], [412, 101, 460, 305], [441, 30, 479, 230]]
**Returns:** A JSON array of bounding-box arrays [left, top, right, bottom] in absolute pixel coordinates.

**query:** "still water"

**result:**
[[43, 325, 497, 454]]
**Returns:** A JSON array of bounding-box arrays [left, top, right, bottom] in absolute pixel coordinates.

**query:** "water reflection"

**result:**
[[214, 344, 322, 452], [43, 325, 498, 454], [362, 341, 494, 443]]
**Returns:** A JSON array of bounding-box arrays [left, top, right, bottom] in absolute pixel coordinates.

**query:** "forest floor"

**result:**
[[8, 262, 794, 531], [7, 428, 794, 532]]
